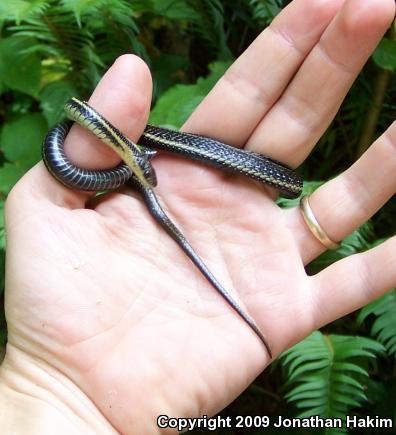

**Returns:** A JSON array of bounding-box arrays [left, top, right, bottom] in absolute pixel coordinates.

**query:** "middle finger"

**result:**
[[182, 0, 344, 145], [246, 0, 395, 167]]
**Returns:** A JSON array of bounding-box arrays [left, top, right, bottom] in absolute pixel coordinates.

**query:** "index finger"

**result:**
[[182, 0, 344, 145]]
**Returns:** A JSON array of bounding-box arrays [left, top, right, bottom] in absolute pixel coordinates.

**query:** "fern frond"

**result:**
[[247, 0, 283, 24], [280, 331, 384, 422], [8, 5, 102, 90], [40, 80, 78, 125], [187, 0, 231, 59], [84, 0, 148, 65], [308, 221, 373, 274], [278, 180, 373, 272], [152, 0, 199, 20], [60, 0, 100, 25], [0, 0, 50, 24], [129, 0, 155, 14], [5, 1, 148, 90], [357, 289, 396, 357]]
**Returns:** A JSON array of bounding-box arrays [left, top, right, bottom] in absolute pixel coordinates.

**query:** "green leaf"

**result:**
[[0, 113, 48, 166], [150, 61, 231, 128], [0, 37, 41, 97], [297, 407, 326, 419], [0, 163, 27, 194], [358, 292, 391, 323], [357, 290, 396, 356], [152, 0, 199, 20], [152, 54, 189, 99], [277, 180, 323, 209], [294, 398, 328, 409], [288, 360, 330, 381], [61, 0, 100, 25], [372, 38, 396, 72], [0, 0, 49, 23], [40, 81, 77, 126], [186, 0, 231, 60], [249, 0, 282, 23], [372, 314, 396, 336], [0, 201, 5, 250], [285, 380, 328, 400], [129, 0, 155, 14], [307, 221, 373, 273], [279, 332, 383, 421], [331, 374, 364, 390], [332, 362, 368, 376]]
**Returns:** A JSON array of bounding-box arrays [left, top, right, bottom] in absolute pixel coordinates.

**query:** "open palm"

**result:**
[[3, 0, 396, 433]]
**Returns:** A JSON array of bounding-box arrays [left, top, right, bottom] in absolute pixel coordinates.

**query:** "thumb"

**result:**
[[7, 54, 152, 215]]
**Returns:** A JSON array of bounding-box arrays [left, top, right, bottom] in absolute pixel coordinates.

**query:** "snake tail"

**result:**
[[42, 98, 299, 359], [137, 183, 273, 358]]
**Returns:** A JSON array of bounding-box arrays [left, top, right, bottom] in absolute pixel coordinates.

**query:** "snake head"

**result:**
[[138, 154, 157, 187], [139, 146, 157, 160]]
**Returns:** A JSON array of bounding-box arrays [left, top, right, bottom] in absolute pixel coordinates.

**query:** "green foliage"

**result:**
[[1, 114, 46, 164], [0, 0, 49, 24], [279, 181, 375, 274], [280, 332, 384, 429], [0, 202, 4, 250], [186, 0, 231, 59], [248, 0, 283, 23], [358, 290, 396, 357], [277, 180, 324, 209], [0, 113, 48, 193], [149, 61, 231, 128], [0, 36, 42, 96], [308, 222, 374, 275], [373, 38, 396, 72], [153, 0, 199, 20], [40, 80, 78, 125], [0, 163, 28, 195], [0, 0, 395, 429]]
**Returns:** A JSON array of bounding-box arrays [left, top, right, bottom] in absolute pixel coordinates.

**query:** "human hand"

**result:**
[[2, 0, 396, 433]]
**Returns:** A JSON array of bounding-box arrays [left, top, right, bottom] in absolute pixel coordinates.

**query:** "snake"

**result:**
[[42, 97, 303, 359]]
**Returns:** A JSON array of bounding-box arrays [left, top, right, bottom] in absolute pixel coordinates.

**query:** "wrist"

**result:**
[[0, 344, 117, 435]]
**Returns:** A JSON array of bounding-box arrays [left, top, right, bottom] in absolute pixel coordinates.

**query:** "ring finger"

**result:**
[[287, 120, 396, 264]]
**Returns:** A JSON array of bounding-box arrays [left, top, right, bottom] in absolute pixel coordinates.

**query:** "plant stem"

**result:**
[[250, 384, 281, 402], [356, 69, 391, 157], [356, 19, 395, 158]]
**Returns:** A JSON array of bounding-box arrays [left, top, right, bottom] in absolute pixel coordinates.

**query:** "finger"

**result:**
[[8, 55, 152, 212], [183, 0, 345, 146], [246, 0, 395, 166], [286, 120, 396, 264], [310, 236, 396, 330], [64, 55, 152, 170]]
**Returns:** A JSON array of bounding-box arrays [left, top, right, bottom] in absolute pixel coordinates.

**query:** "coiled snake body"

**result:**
[[42, 98, 303, 358]]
